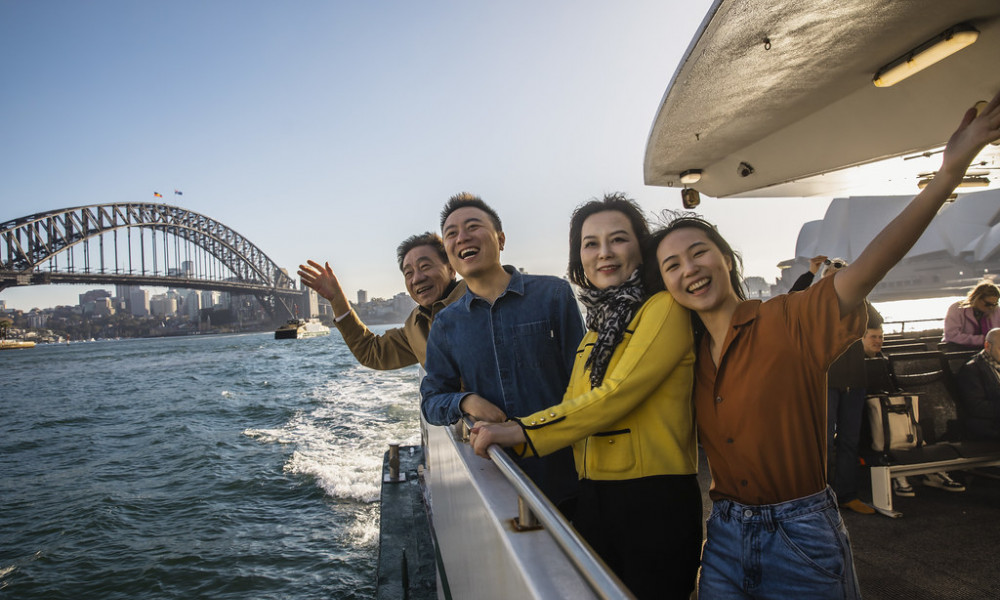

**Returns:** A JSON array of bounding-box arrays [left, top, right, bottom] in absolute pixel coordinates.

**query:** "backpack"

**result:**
[[866, 394, 924, 452]]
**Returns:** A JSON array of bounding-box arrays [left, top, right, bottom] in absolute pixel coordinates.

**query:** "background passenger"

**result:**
[[298, 232, 466, 369], [470, 194, 701, 600], [941, 281, 1000, 351], [788, 255, 830, 292], [957, 327, 1000, 440], [420, 193, 583, 513], [649, 90, 1000, 600]]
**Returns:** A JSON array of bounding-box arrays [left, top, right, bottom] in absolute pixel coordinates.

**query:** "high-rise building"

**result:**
[[84, 297, 114, 317], [79, 289, 112, 307], [302, 288, 320, 318], [149, 294, 177, 317], [200, 290, 220, 308], [115, 284, 134, 300], [130, 288, 150, 317], [185, 291, 202, 320], [357, 289, 368, 305], [27, 310, 48, 328]]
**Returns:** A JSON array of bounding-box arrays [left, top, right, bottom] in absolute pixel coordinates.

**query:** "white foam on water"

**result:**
[[242, 427, 295, 444], [344, 505, 380, 548], [247, 366, 423, 503]]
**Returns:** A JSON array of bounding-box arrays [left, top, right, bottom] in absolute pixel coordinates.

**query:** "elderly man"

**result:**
[[298, 232, 466, 370], [957, 327, 1000, 440]]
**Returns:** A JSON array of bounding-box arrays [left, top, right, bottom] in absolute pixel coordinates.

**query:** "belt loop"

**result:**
[[718, 500, 732, 522], [762, 507, 776, 532]]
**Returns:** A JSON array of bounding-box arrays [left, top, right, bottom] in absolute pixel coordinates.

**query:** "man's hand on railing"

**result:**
[[459, 393, 507, 423], [469, 421, 526, 458]]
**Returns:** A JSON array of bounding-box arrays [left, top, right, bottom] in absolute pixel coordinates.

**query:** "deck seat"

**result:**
[[948, 440, 1000, 459]]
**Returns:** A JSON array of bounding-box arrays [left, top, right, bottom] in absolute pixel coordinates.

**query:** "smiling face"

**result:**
[[442, 206, 505, 279], [401, 245, 455, 308], [656, 227, 738, 315], [580, 210, 641, 290], [862, 327, 884, 357]]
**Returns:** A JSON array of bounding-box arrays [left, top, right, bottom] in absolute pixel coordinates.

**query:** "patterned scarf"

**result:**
[[578, 268, 646, 389], [982, 349, 1000, 387]]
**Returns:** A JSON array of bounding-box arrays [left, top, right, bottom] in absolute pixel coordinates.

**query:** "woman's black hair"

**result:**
[[567, 193, 651, 290]]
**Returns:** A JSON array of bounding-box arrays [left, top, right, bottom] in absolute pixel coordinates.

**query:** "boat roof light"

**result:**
[[679, 169, 703, 185], [874, 24, 979, 88]]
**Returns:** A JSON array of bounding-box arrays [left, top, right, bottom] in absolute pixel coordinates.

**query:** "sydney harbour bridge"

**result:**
[[0, 203, 302, 320]]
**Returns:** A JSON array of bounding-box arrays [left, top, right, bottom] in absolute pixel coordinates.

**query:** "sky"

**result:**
[[0, 0, 833, 311]]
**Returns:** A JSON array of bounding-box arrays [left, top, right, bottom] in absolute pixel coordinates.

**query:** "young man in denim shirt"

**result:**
[[420, 193, 584, 510]]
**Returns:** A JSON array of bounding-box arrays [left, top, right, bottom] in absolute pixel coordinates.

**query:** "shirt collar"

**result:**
[[457, 265, 523, 311], [731, 299, 763, 329], [415, 279, 460, 321]]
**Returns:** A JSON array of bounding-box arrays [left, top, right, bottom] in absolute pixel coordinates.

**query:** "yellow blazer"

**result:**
[[516, 291, 697, 480]]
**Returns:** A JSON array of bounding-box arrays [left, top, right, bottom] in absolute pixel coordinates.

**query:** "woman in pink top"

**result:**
[[942, 281, 1000, 350]]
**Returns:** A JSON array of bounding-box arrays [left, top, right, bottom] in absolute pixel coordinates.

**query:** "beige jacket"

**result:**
[[334, 280, 467, 369]]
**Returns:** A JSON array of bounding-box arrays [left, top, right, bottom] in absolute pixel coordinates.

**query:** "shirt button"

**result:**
[[549, 412, 556, 417], [743, 509, 753, 518], [608, 439, 615, 445], [726, 438, 734, 444], [539, 417, 546, 422], [715, 396, 723, 404], [741, 479, 749, 487]]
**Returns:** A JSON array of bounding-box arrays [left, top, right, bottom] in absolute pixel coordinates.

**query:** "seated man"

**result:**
[[298, 232, 466, 370], [957, 327, 1000, 440], [420, 193, 583, 511], [863, 322, 966, 497]]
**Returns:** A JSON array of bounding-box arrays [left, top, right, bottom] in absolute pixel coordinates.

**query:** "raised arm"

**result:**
[[834, 92, 1000, 314], [299, 258, 418, 369], [298, 260, 351, 317]]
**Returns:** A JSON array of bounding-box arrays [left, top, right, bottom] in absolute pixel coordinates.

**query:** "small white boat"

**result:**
[[274, 318, 330, 340]]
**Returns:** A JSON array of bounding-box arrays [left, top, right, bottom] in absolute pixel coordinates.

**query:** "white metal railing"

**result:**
[[460, 417, 634, 599], [420, 413, 634, 599]]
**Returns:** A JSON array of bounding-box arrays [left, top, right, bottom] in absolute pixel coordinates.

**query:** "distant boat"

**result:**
[[0, 339, 35, 350], [0, 317, 35, 349], [274, 318, 330, 340]]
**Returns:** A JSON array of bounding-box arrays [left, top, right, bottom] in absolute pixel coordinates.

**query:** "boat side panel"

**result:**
[[423, 419, 600, 600]]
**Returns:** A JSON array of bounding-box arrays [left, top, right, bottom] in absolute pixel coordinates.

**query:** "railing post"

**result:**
[[384, 443, 405, 483], [515, 496, 541, 531]]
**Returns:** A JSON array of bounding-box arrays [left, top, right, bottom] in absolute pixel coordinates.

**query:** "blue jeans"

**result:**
[[699, 487, 861, 599]]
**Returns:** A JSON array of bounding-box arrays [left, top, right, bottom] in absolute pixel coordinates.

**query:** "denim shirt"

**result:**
[[420, 266, 585, 425], [420, 266, 584, 505]]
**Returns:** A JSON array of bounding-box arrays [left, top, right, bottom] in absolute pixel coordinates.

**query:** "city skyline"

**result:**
[[2, 1, 834, 313]]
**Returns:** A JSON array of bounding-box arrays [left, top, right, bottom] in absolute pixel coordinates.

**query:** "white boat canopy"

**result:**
[[644, 0, 1000, 199]]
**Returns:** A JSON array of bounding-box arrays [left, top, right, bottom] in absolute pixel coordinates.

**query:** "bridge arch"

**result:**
[[1, 203, 299, 317]]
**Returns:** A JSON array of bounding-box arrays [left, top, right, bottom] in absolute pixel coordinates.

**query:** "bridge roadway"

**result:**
[[0, 270, 302, 298]]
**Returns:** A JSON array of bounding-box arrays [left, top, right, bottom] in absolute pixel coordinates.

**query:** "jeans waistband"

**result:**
[[712, 487, 837, 531]]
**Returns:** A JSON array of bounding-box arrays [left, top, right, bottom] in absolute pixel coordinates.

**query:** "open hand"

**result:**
[[940, 89, 1000, 179], [297, 260, 346, 304]]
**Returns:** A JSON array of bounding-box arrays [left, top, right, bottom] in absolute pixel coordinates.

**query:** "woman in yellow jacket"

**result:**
[[470, 193, 700, 600]]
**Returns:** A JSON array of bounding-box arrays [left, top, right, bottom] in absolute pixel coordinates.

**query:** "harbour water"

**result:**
[[0, 329, 422, 599]]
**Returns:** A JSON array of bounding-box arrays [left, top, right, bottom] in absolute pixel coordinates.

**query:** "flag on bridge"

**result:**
[[153, 192, 163, 198]]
